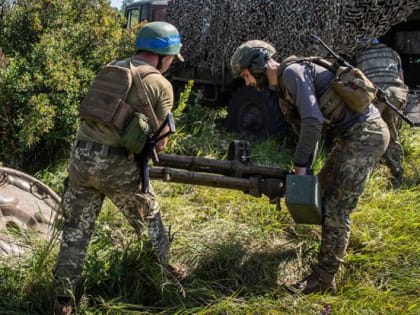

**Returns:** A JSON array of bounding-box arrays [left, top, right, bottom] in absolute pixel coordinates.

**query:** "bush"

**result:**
[[0, 0, 135, 170]]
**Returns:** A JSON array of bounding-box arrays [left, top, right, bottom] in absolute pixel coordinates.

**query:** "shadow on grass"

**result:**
[[79, 240, 303, 313], [182, 241, 300, 296]]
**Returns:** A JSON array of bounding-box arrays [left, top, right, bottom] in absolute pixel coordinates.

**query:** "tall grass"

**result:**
[[0, 98, 419, 314]]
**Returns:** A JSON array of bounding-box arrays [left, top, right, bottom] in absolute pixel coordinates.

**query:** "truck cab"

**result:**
[[385, 9, 420, 126], [125, 0, 168, 29]]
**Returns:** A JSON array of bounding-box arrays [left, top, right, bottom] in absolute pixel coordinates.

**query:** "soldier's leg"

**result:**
[[54, 178, 104, 299], [139, 187, 170, 264], [105, 159, 170, 264], [292, 118, 389, 294], [111, 189, 170, 264], [291, 141, 350, 294], [320, 118, 389, 280], [381, 107, 404, 187]]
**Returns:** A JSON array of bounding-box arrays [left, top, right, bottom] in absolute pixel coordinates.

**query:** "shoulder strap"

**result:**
[[278, 55, 302, 76], [279, 55, 338, 76], [278, 55, 307, 102], [129, 60, 160, 132], [307, 57, 339, 73]]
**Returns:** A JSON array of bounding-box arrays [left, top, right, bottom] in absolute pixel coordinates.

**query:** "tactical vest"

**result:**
[[277, 56, 345, 131], [79, 60, 159, 132], [78, 60, 160, 153], [277, 56, 376, 130], [353, 44, 404, 88]]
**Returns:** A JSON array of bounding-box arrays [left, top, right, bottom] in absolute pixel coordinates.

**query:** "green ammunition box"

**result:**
[[285, 174, 322, 225]]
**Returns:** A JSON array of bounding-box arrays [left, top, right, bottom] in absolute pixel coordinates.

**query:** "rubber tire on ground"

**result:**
[[225, 86, 286, 139]]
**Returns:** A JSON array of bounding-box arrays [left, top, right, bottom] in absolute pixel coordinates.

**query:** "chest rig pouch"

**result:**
[[318, 85, 346, 124], [277, 56, 343, 130], [78, 60, 160, 154], [79, 61, 135, 134], [120, 63, 160, 154], [332, 66, 377, 113]]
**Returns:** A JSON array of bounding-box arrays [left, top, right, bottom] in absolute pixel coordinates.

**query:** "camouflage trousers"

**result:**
[[376, 95, 407, 186], [316, 117, 389, 277], [54, 144, 170, 298]]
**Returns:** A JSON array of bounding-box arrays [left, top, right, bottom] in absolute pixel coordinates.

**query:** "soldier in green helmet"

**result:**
[[53, 21, 183, 315], [230, 40, 389, 295]]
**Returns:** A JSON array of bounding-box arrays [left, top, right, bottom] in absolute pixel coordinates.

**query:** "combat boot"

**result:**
[[54, 296, 74, 315], [391, 171, 403, 189], [288, 265, 337, 295]]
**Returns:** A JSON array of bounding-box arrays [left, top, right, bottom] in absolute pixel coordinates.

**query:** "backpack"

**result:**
[[277, 56, 377, 125], [78, 60, 160, 153]]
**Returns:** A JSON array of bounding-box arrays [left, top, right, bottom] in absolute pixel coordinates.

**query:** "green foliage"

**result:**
[[0, 223, 61, 314], [0, 0, 133, 170], [166, 87, 235, 158], [1, 47, 420, 314], [1, 115, 420, 314], [173, 80, 194, 120], [35, 158, 68, 195]]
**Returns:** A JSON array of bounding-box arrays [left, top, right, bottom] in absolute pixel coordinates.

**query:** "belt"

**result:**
[[75, 140, 127, 156]]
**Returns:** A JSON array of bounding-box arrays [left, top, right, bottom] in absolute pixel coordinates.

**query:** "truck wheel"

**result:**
[[0, 166, 61, 256], [225, 86, 285, 138]]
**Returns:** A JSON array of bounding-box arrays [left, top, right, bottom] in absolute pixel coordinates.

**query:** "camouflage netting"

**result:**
[[167, 0, 420, 77]]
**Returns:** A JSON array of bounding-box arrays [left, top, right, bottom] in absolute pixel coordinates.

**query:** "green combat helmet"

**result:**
[[230, 40, 276, 78], [135, 21, 184, 61]]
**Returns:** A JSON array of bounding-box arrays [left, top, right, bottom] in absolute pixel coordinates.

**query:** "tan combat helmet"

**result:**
[[230, 40, 276, 78]]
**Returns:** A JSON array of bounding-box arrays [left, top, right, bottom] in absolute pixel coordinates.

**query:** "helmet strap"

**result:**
[[157, 55, 164, 71], [254, 73, 268, 89]]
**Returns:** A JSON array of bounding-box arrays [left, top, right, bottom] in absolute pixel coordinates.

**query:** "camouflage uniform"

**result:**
[[54, 60, 173, 299], [353, 43, 409, 188], [53, 22, 183, 315], [316, 118, 389, 281], [374, 89, 407, 188], [277, 59, 390, 293], [230, 39, 390, 293], [54, 145, 170, 297]]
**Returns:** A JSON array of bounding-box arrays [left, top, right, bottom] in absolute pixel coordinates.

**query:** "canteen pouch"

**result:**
[[332, 67, 377, 113], [285, 174, 322, 225], [375, 85, 410, 113], [386, 85, 409, 108], [120, 112, 152, 154]]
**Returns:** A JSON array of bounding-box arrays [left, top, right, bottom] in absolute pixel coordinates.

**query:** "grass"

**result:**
[[0, 103, 419, 314]]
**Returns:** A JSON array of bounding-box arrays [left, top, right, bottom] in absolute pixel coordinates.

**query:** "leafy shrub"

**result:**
[[166, 87, 234, 158], [0, 0, 134, 170]]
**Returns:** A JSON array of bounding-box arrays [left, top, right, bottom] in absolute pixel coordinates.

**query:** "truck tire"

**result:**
[[0, 166, 61, 256], [225, 86, 286, 138]]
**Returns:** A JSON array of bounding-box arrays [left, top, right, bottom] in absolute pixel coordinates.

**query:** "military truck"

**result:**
[[384, 9, 420, 125], [125, 0, 167, 29], [125, 1, 420, 135], [125, 0, 286, 138]]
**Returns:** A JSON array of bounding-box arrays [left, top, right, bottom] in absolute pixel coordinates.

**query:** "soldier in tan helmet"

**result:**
[[231, 40, 389, 294]]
